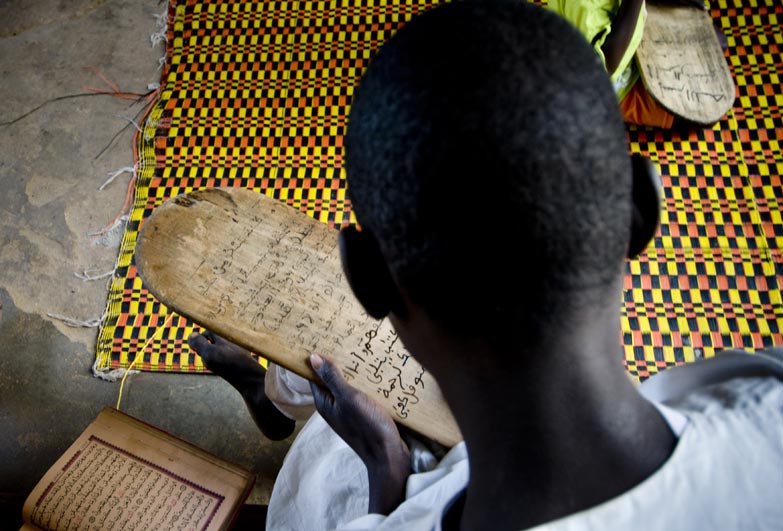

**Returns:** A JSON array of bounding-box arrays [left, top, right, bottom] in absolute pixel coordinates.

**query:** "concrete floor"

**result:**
[[0, 1, 292, 527]]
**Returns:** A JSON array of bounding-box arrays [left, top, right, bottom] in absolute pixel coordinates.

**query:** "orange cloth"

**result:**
[[620, 80, 675, 129]]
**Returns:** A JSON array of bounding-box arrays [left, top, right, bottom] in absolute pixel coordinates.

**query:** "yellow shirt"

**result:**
[[548, 0, 646, 101]]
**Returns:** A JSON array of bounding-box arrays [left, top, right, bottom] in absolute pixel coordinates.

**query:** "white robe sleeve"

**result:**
[[265, 362, 316, 421]]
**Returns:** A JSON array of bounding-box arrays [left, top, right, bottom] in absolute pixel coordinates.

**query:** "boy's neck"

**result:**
[[458, 367, 675, 530], [435, 315, 677, 530]]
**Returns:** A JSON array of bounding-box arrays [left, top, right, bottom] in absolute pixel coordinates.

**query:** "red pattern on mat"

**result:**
[[96, 0, 783, 379]]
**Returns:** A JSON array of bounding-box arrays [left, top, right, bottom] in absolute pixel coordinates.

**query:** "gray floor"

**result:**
[[0, 1, 292, 526]]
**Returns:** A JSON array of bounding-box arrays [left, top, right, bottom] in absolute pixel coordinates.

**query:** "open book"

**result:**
[[21, 408, 254, 531]]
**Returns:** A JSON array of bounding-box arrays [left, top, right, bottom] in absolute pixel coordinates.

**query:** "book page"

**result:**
[[22, 408, 253, 531]]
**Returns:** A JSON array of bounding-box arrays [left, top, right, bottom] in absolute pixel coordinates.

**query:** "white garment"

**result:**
[[266, 374, 783, 531], [266, 412, 370, 530], [266, 411, 468, 531], [529, 376, 783, 531], [265, 363, 316, 421]]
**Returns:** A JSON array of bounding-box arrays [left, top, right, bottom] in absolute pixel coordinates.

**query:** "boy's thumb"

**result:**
[[310, 354, 346, 393]]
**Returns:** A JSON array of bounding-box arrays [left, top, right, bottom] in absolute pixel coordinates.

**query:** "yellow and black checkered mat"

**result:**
[[96, 0, 782, 378]]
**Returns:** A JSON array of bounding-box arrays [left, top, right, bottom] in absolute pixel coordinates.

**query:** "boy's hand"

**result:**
[[309, 354, 411, 515]]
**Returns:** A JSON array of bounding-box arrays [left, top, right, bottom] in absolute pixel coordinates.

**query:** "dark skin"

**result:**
[[389, 286, 675, 530], [601, 0, 646, 76], [309, 353, 411, 515], [188, 331, 295, 441], [336, 157, 676, 530], [187, 334, 411, 514], [191, 159, 678, 529]]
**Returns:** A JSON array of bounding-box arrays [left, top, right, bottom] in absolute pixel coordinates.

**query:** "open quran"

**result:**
[[20, 408, 253, 531]]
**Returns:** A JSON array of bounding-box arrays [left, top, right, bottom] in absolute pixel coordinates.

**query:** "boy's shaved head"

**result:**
[[345, 0, 632, 338]]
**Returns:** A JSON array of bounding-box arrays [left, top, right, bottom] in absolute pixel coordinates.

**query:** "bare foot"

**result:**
[[188, 331, 295, 440]]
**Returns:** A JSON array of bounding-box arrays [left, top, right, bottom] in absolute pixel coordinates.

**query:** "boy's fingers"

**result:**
[[309, 380, 334, 415], [187, 332, 212, 355], [206, 331, 230, 345], [310, 354, 349, 396]]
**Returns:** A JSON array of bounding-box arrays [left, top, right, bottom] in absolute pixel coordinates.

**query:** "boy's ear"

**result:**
[[338, 226, 402, 319], [627, 154, 662, 259]]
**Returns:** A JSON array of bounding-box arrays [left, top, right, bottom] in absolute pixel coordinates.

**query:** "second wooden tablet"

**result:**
[[636, 4, 734, 126]]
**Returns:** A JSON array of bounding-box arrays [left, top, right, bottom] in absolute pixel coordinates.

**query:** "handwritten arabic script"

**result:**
[[182, 195, 437, 423], [636, 5, 734, 124], [31, 437, 221, 531], [341, 322, 427, 420]]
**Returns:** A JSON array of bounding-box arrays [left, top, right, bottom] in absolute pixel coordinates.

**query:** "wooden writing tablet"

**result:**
[[136, 188, 462, 446], [636, 4, 735, 126]]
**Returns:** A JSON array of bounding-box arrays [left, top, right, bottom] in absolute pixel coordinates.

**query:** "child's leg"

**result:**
[[188, 331, 296, 440]]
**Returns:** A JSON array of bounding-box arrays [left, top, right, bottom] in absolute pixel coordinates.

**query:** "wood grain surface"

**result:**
[[636, 4, 734, 125], [136, 188, 461, 446]]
